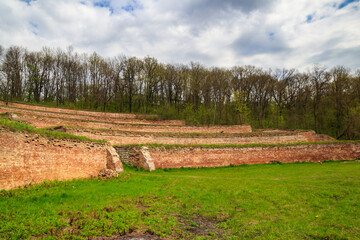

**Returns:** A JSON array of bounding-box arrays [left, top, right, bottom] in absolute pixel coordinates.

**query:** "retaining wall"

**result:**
[[0, 101, 137, 119], [117, 146, 155, 171], [115, 142, 360, 170], [0, 109, 252, 134], [75, 130, 332, 145], [0, 129, 123, 190], [64, 122, 252, 134], [0, 105, 184, 126]]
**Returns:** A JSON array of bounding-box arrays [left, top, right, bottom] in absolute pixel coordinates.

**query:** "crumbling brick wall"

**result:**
[[116, 143, 360, 170], [0, 104, 184, 126], [0, 107, 252, 134], [0, 102, 185, 126], [0, 129, 122, 190], [75, 130, 333, 145], [0, 101, 137, 119], [301, 131, 334, 142], [116, 146, 154, 171]]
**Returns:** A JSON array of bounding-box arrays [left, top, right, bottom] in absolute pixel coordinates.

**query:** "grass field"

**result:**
[[1, 161, 359, 239], [0, 118, 105, 143]]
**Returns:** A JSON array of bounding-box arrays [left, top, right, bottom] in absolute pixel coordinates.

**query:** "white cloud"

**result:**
[[0, 0, 359, 71]]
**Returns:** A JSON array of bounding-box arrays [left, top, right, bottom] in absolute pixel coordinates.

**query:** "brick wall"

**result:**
[[116, 146, 132, 166], [0, 101, 137, 119], [300, 131, 334, 142], [116, 143, 360, 170], [68, 124, 251, 134], [1, 107, 252, 134], [3, 102, 182, 125], [116, 146, 154, 170], [73, 130, 333, 145], [0, 129, 122, 190], [0, 104, 184, 126]]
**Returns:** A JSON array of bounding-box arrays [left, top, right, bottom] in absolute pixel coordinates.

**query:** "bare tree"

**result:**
[[271, 68, 296, 127], [0, 45, 7, 104], [209, 67, 231, 122], [112, 55, 126, 112], [143, 56, 159, 112], [3, 46, 24, 103], [309, 64, 330, 132], [188, 62, 206, 111], [123, 56, 141, 112]]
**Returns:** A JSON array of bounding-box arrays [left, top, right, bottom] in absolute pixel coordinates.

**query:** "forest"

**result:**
[[0, 45, 359, 139]]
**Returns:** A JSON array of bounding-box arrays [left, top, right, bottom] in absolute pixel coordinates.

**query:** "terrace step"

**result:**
[[0, 127, 123, 190], [70, 128, 333, 145], [0, 107, 252, 133], [114, 142, 360, 170], [0, 102, 185, 126]]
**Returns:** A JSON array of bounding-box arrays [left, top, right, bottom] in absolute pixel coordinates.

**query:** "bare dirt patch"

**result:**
[[89, 231, 163, 240], [177, 215, 224, 239]]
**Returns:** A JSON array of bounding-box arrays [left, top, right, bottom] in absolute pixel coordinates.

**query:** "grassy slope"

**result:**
[[1, 104, 163, 123], [0, 118, 105, 143], [1, 161, 359, 239], [114, 140, 360, 149]]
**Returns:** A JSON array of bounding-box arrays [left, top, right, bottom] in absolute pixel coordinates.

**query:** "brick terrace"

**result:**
[[1, 101, 359, 189]]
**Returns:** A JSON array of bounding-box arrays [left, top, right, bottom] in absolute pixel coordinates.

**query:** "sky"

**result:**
[[0, 0, 359, 71]]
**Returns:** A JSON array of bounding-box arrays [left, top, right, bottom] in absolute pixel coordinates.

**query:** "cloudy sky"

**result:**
[[0, 0, 359, 70]]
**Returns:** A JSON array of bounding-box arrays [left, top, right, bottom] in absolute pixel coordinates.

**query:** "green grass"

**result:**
[[1, 161, 359, 239], [0, 118, 105, 144], [113, 140, 360, 149]]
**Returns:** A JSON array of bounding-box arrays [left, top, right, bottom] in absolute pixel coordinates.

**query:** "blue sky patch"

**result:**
[[338, 0, 359, 9], [268, 32, 275, 41], [94, 0, 114, 14], [306, 14, 313, 23], [121, 0, 142, 13], [20, 0, 35, 5], [122, 4, 135, 12], [30, 21, 38, 29], [29, 21, 38, 35]]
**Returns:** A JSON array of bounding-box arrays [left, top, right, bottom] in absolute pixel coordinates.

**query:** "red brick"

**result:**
[[127, 143, 360, 169], [0, 130, 111, 190]]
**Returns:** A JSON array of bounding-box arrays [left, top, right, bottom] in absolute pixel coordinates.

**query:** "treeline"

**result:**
[[0, 45, 359, 139]]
